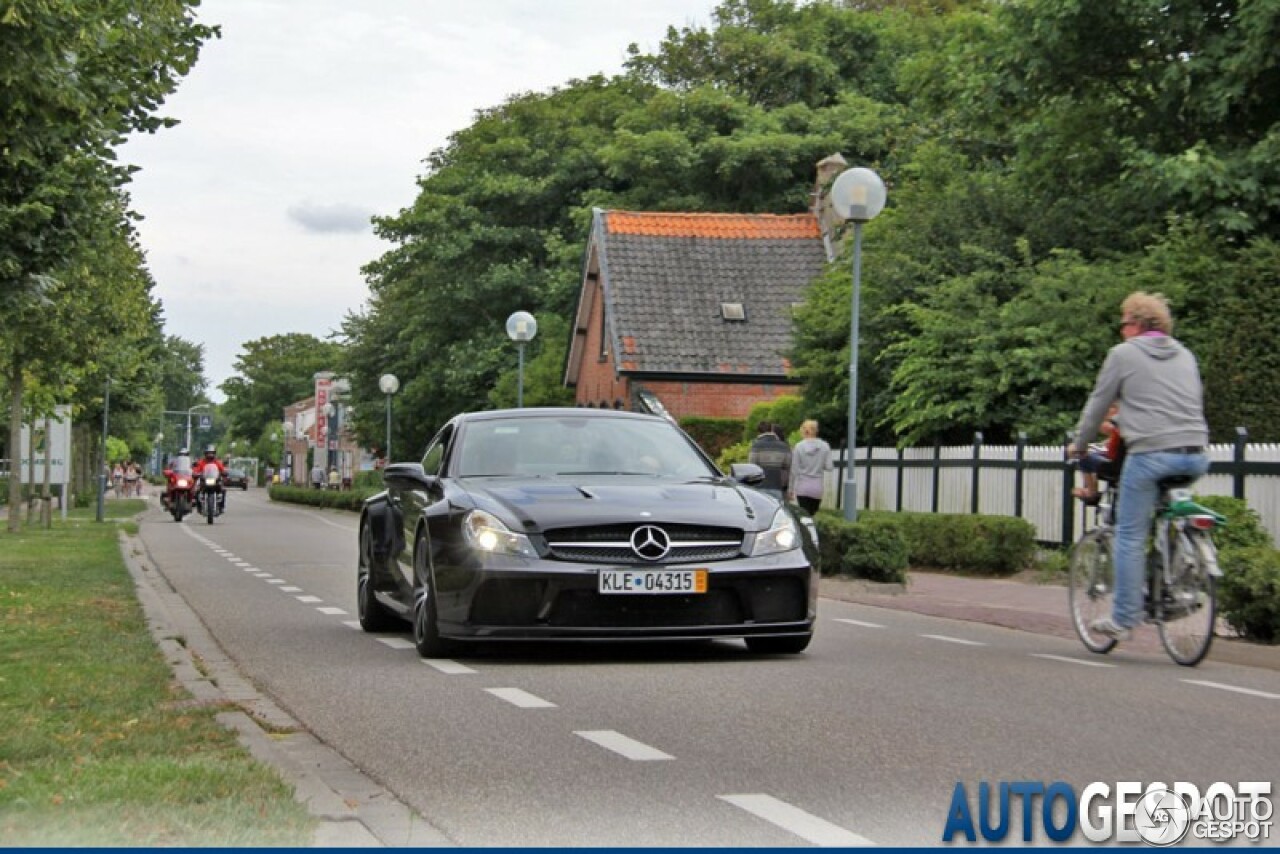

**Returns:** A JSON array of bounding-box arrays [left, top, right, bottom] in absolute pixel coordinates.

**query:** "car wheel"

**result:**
[[357, 522, 399, 633], [412, 532, 455, 658], [745, 633, 812, 655]]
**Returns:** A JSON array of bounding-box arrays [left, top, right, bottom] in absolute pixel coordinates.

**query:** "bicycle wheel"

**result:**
[[1157, 529, 1217, 666], [1069, 529, 1118, 654]]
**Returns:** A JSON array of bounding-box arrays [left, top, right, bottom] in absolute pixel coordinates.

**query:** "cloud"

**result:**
[[286, 202, 375, 234]]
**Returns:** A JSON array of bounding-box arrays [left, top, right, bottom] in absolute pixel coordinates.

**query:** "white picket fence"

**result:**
[[825, 442, 1280, 547]]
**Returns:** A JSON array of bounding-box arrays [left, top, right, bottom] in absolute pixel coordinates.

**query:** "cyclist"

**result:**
[[1069, 291, 1209, 642]]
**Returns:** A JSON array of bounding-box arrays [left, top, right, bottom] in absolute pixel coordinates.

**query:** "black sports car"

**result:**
[[357, 408, 818, 657]]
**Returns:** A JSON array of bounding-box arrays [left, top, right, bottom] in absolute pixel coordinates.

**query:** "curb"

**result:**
[[119, 524, 452, 847]]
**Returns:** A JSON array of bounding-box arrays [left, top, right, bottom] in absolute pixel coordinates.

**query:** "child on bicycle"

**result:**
[[1073, 404, 1123, 505]]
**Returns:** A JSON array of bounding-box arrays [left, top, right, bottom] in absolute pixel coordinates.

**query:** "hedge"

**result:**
[[268, 484, 376, 512], [814, 509, 1036, 579], [679, 417, 744, 460], [1217, 546, 1280, 644]]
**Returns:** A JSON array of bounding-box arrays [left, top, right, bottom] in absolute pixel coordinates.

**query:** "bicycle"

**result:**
[[1068, 471, 1226, 666]]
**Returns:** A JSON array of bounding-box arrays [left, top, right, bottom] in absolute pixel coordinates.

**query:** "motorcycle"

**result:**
[[162, 466, 194, 523], [195, 462, 225, 525]]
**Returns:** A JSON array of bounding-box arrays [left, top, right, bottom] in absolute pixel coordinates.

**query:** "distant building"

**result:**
[[564, 208, 828, 420]]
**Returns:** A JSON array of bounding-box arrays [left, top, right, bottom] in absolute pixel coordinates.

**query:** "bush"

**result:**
[[739, 395, 806, 444], [874, 511, 1036, 576], [843, 523, 909, 583], [268, 484, 376, 512], [1217, 546, 1280, 644], [813, 510, 908, 583], [716, 440, 751, 470], [679, 417, 744, 460]]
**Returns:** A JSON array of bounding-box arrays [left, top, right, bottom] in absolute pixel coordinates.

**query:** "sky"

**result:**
[[121, 0, 722, 403]]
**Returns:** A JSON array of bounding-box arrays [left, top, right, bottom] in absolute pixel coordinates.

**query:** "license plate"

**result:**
[[598, 569, 707, 595]]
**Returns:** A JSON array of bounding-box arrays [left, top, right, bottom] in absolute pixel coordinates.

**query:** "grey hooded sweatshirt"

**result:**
[[789, 437, 832, 500], [1074, 334, 1209, 454]]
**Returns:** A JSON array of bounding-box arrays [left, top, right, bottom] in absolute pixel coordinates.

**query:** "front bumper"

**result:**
[[435, 554, 817, 643]]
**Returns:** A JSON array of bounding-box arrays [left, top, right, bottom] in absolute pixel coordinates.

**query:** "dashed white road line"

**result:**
[[265, 578, 286, 585], [1183, 679, 1280, 700], [833, 618, 885, 629], [1031, 653, 1116, 668], [377, 638, 416, 650], [317, 606, 347, 616], [487, 687, 556, 708], [575, 730, 673, 761], [718, 794, 874, 846], [342, 621, 361, 631], [296, 595, 323, 604], [422, 659, 477, 675], [280, 586, 303, 593], [921, 634, 986, 647]]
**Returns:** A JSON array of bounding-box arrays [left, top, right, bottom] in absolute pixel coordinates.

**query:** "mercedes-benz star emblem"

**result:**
[[630, 525, 671, 561]]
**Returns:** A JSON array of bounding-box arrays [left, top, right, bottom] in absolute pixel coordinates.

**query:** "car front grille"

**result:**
[[543, 523, 744, 565]]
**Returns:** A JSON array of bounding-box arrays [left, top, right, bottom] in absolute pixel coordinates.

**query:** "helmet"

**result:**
[[178, 447, 189, 456], [203, 444, 217, 458]]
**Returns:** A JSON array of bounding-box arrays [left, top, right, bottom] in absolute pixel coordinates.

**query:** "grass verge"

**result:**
[[0, 501, 314, 845]]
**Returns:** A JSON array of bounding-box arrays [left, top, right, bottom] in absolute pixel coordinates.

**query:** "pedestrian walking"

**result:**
[[748, 421, 791, 501], [789, 420, 832, 515], [123, 461, 140, 497], [311, 464, 324, 490], [111, 462, 124, 498]]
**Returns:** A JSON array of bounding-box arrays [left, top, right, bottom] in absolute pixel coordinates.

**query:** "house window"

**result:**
[[720, 302, 746, 321]]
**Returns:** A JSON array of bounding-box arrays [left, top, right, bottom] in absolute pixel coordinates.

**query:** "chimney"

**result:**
[[812, 153, 849, 262]]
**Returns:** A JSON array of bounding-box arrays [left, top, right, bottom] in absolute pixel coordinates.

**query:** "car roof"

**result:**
[[454, 407, 669, 425]]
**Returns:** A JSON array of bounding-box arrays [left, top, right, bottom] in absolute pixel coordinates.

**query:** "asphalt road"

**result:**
[[137, 489, 1280, 846]]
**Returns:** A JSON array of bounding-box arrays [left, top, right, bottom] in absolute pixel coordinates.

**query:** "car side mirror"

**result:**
[[383, 462, 436, 491], [729, 462, 766, 485]]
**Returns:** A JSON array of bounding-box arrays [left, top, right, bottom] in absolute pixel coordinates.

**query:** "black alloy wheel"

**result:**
[[356, 522, 398, 632], [412, 532, 454, 658]]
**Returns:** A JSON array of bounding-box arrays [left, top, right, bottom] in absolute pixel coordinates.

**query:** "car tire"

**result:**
[[412, 532, 455, 658], [357, 522, 399, 633], [745, 633, 812, 655]]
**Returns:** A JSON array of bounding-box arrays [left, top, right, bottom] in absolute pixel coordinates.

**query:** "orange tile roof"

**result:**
[[605, 211, 820, 240]]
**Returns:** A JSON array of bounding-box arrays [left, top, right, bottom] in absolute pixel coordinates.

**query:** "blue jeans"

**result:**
[[1112, 450, 1210, 627]]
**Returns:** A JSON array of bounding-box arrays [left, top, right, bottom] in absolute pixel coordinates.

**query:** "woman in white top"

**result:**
[[788, 420, 832, 515]]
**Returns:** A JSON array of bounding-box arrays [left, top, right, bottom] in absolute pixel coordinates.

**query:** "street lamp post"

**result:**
[[505, 311, 538, 408], [829, 166, 887, 522], [323, 403, 337, 472], [379, 373, 399, 462], [96, 376, 110, 523], [185, 403, 210, 451]]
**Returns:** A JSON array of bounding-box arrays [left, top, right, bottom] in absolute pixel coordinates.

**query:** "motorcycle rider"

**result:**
[[196, 444, 228, 515], [162, 447, 194, 512]]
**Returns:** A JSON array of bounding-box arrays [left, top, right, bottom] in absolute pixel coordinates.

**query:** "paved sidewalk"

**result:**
[[820, 571, 1280, 671]]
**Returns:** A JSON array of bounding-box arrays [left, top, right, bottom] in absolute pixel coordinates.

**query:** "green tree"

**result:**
[[1, 1, 215, 528], [219, 334, 343, 442]]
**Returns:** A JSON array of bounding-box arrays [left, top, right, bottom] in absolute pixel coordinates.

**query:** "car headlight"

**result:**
[[462, 509, 538, 558], [749, 508, 801, 556]]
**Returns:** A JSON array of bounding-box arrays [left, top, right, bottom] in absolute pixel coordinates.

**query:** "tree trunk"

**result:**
[[7, 363, 22, 533]]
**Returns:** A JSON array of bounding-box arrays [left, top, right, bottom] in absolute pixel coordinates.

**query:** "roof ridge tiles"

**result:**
[[604, 210, 820, 240]]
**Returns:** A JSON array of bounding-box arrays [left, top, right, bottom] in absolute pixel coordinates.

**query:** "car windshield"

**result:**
[[453, 415, 718, 479]]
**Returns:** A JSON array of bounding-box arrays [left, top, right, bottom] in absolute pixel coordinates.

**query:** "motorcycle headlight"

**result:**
[[176, 478, 189, 489], [462, 509, 537, 558], [749, 508, 801, 556]]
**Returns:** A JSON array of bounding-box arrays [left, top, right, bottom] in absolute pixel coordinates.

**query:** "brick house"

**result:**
[[564, 208, 829, 421]]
